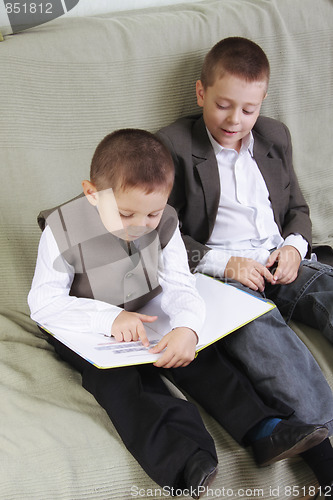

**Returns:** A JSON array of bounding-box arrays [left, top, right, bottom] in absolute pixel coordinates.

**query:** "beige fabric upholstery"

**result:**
[[1, 0, 332, 497]]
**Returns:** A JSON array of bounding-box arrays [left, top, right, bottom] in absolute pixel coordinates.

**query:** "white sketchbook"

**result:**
[[44, 273, 275, 368]]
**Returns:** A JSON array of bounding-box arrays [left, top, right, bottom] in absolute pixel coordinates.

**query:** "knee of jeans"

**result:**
[[302, 260, 333, 275]]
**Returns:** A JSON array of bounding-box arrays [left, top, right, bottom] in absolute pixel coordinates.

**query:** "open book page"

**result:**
[[43, 273, 275, 368], [142, 273, 275, 353]]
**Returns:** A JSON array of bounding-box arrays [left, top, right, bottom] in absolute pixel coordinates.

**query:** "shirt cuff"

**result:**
[[90, 306, 123, 336], [282, 234, 308, 260], [194, 249, 230, 278], [170, 310, 205, 344]]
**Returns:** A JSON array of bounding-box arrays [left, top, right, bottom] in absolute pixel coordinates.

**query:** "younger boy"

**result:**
[[28, 129, 327, 497], [157, 37, 333, 490]]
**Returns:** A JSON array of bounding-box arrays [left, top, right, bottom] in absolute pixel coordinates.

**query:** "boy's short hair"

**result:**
[[90, 129, 175, 194], [201, 36, 270, 89]]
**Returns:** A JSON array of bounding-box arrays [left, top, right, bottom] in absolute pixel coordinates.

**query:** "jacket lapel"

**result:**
[[190, 116, 285, 239], [192, 116, 220, 238], [253, 129, 284, 229]]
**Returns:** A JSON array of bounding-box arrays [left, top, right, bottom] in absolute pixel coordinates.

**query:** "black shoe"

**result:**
[[182, 450, 218, 499], [252, 421, 328, 467]]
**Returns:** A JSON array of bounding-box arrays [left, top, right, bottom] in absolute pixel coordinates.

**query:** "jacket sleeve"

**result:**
[[253, 117, 312, 256], [157, 129, 212, 271], [279, 123, 312, 253]]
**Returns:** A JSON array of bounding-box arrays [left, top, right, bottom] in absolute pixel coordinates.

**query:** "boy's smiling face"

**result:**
[[196, 72, 267, 152], [83, 181, 168, 241]]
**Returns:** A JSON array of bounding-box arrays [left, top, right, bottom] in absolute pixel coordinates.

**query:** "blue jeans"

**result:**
[[266, 260, 333, 343], [221, 260, 333, 432]]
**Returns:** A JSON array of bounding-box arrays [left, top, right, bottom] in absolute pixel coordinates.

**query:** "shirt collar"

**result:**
[[206, 128, 254, 157]]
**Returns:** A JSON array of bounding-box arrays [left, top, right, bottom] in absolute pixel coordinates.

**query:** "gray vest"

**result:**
[[38, 194, 178, 311]]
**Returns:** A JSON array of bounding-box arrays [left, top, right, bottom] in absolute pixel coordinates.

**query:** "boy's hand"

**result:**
[[111, 311, 157, 347], [266, 246, 301, 285], [150, 327, 198, 369], [224, 256, 275, 292]]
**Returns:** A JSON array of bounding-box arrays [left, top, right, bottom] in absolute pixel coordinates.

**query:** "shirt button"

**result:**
[[125, 273, 133, 279]]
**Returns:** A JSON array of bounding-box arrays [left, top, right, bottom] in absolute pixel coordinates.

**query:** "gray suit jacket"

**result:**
[[157, 114, 312, 270]]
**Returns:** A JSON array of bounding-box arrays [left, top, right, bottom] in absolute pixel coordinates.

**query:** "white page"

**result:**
[[46, 273, 274, 368]]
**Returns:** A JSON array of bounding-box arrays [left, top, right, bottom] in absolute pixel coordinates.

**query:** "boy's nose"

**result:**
[[227, 108, 241, 124], [135, 215, 150, 227]]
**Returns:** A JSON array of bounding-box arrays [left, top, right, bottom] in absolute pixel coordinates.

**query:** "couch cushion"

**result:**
[[1, 0, 332, 317], [0, 1, 332, 497]]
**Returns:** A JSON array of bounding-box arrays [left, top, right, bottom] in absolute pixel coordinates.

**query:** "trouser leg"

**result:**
[[266, 260, 333, 344], [221, 299, 333, 431], [170, 342, 293, 445], [45, 333, 217, 488]]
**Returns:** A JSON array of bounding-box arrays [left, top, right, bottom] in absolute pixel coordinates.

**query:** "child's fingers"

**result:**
[[247, 265, 272, 291], [153, 349, 175, 368], [266, 254, 277, 269], [137, 314, 158, 323], [135, 314, 157, 347], [261, 266, 276, 284], [112, 331, 124, 342], [136, 322, 150, 347], [149, 336, 168, 354]]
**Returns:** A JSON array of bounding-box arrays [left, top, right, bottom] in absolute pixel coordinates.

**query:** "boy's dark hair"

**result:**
[[90, 129, 175, 194], [201, 37, 270, 89]]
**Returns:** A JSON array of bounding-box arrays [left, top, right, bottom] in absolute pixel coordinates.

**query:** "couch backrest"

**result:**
[[1, 0, 332, 316]]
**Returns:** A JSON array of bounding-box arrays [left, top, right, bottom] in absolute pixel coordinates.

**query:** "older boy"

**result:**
[[29, 129, 325, 497], [157, 37, 333, 490]]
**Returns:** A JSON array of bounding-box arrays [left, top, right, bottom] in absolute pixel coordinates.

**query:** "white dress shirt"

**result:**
[[28, 224, 205, 341], [196, 131, 308, 278]]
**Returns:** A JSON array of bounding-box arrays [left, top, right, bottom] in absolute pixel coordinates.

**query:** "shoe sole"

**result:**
[[259, 426, 329, 467]]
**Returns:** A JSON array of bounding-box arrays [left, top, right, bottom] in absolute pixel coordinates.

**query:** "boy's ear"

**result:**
[[196, 80, 205, 108], [82, 180, 98, 206]]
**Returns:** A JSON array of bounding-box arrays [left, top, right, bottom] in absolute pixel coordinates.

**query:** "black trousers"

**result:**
[[44, 332, 292, 488]]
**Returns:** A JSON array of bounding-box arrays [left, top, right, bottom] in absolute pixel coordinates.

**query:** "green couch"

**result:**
[[1, 1, 332, 498]]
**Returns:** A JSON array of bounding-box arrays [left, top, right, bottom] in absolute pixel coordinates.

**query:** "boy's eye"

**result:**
[[120, 213, 133, 218], [243, 109, 254, 115]]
